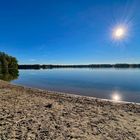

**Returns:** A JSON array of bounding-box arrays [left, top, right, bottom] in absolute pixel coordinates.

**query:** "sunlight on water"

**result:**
[[111, 91, 122, 102]]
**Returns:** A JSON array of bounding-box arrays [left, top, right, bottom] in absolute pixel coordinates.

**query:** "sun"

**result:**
[[115, 28, 125, 37], [113, 26, 126, 39]]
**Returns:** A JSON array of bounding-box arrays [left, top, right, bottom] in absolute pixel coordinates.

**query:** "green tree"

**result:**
[[0, 52, 19, 81]]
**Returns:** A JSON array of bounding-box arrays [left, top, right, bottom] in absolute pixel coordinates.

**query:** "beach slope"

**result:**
[[0, 80, 140, 140]]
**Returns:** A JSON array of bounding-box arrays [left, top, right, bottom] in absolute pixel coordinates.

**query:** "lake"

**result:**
[[11, 68, 140, 103]]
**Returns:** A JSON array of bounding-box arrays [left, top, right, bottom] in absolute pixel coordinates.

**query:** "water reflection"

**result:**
[[0, 68, 19, 82], [111, 91, 122, 102]]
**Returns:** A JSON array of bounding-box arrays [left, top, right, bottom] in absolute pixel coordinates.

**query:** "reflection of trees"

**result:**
[[0, 52, 19, 81], [0, 68, 19, 82]]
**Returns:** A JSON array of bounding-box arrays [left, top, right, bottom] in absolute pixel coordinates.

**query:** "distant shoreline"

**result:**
[[18, 63, 140, 69]]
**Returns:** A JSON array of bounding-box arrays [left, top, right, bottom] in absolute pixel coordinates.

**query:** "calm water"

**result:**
[[11, 69, 140, 103]]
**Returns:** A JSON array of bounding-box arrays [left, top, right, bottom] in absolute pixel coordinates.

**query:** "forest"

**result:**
[[18, 63, 140, 69]]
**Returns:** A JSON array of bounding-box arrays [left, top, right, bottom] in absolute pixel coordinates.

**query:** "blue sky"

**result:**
[[0, 0, 140, 64]]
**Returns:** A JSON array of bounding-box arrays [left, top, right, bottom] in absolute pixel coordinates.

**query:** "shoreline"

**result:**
[[0, 80, 140, 139], [11, 82, 140, 105]]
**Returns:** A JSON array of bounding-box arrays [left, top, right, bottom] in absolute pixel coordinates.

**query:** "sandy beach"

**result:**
[[0, 80, 140, 140]]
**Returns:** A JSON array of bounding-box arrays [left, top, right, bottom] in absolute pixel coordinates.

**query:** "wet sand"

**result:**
[[0, 80, 140, 140]]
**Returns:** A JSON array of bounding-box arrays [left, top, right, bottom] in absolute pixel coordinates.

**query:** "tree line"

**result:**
[[18, 63, 140, 69]]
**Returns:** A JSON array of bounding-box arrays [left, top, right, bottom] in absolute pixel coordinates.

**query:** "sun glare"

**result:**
[[113, 26, 126, 39], [111, 91, 122, 102], [109, 20, 133, 46]]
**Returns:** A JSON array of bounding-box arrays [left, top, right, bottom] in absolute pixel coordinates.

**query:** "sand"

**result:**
[[0, 80, 140, 140]]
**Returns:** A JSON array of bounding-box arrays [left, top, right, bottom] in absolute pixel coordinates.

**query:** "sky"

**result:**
[[0, 0, 140, 64]]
